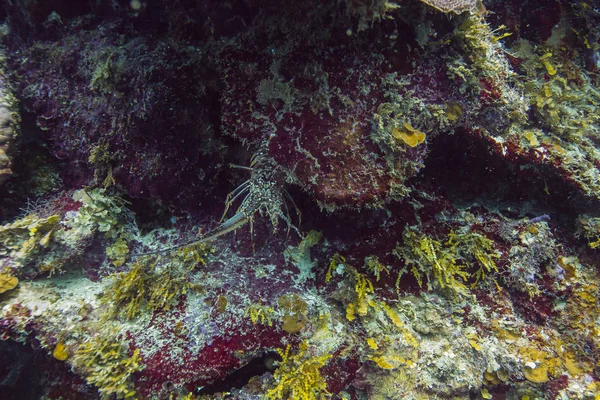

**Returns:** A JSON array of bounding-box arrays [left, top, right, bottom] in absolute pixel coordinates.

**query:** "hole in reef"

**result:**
[[0, 111, 65, 223], [0, 338, 98, 400], [0, 339, 41, 400], [196, 351, 281, 395], [124, 195, 174, 232], [418, 129, 599, 224]]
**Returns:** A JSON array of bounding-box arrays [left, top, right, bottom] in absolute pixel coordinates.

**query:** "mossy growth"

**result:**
[[89, 50, 127, 94], [419, 0, 483, 14], [395, 227, 499, 295], [453, 15, 512, 82], [0, 213, 60, 267], [20, 149, 62, 197], [513, 40, 600, 139], [266, 341, 331, 400], [373, 81, 453, 149], [0, 188, 141, 276], [71, 325, 142, 399], [63, 188, 139, 270], [525, 65, 600, 140], [508, 40, 600, 198], [103, 243, 210, 320]]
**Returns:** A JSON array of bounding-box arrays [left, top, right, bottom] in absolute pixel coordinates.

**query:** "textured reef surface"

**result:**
[[1, 0, 600, 399]]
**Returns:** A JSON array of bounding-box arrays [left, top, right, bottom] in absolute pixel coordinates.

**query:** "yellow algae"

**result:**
[[564, 352, 584, 376], [540, 53, 557, 76], [392, 123, 426, 147], [445, 102, 464, 123], [346, 302, 356, 321], [0, 272, 18, 294], [216, 295, 228, 313], [245, 301, 276, 326], [364, 255, 389, 281], [53, 342, 69, 361], [367, 338, 378, 350], [266, 342, 330, 400], [524, 365, 549, 383], [523, 130, 539, 147], [371, 355, 407, 370], [468, 339, 482, 351], [484, 371, 501, 385], [278, 293, 308, 334]]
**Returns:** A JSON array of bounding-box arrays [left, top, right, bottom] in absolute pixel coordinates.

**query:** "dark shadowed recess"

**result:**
[[0, 338, 99, 400], [419, 128, 600, 227], [0, 339, 44, 400], [194, 351, 280, 396], [0, 111, 66, 224]]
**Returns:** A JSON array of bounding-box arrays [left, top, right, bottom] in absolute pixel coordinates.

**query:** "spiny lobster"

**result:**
[[131, 150, 300, 257]]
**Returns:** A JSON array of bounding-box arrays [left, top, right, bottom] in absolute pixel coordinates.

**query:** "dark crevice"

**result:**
[[0, 110, 62, 223], [0, 338, 98, 400], [196, 351, 280, 396], [418, 129, 598, 226]]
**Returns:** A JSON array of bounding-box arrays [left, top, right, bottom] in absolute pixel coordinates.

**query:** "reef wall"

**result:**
[[1, 0, 600, 399]]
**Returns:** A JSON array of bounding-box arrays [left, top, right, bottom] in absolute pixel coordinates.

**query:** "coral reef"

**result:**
[[1, 0, 600, 399]]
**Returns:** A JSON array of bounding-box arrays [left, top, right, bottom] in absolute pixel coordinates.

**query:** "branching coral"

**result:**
[[364, 255, 390, 281], [103, 243, 209, 319], [346, 269, 375, 321], [398, 229, 470, 294], [327, 253, 419, 350], [266, 342, 331, 400], [396, 227, 499, 295]]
